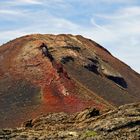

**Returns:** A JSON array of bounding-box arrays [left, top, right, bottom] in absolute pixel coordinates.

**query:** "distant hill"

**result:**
[[0, 34, 140, 128]]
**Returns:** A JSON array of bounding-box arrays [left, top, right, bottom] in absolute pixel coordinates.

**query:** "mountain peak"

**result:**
[[0, 34, 140, 128]]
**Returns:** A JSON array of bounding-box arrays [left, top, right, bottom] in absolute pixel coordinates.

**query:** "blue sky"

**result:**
[[0, 0, 140, 73]]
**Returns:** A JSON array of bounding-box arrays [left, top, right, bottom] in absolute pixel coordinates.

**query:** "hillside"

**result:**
[[0, 34, 140, 128]]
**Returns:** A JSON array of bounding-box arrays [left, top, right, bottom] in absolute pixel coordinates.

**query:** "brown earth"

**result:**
[[0, 34, 140, 128]]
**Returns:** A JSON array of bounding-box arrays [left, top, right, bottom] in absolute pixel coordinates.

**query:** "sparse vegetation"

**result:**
[[84, 130, 97, 137]]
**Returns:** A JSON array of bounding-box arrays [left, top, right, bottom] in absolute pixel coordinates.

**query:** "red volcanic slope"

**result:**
[[0, 34, 140, 128]]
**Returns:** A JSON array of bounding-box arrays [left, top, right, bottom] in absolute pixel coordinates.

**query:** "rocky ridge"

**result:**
[[0, 102, 140, 140]]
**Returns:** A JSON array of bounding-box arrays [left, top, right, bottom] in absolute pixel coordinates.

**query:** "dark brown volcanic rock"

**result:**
[[0, 34, 140, 128], [0, 102, 140, 139]]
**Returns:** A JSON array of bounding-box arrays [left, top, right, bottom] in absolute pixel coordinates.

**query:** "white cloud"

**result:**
[[100, 0, 137, 4], [0, 9, 26, 16], [0, 10, 19, 15], [69, 0, 137, 5], [17, 0, 42, 4], [96, 6, 140, 19], [92, 6, 140, 42], [9, 0, 43, 5], [91, 19, 109, 32]]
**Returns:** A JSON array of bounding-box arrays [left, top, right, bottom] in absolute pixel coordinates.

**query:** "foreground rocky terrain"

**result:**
[[0, 34, 140, 128], [0, 102, 140, 140]]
